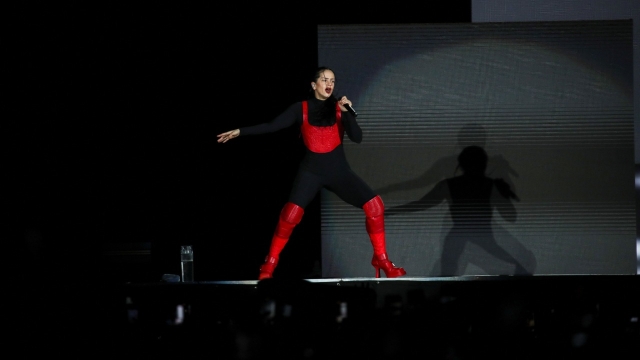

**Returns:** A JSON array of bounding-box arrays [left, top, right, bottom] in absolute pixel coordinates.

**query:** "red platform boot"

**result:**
[[363, 195, 406, 278], [258, 202, 304, 280]]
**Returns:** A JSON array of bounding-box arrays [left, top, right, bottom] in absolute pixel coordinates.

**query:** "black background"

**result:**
[[10, 3, 471, 284]]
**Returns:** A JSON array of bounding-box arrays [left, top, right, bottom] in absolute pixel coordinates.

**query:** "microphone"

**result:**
[[334, 95, 358, 117], [344, 103, 358, 117]]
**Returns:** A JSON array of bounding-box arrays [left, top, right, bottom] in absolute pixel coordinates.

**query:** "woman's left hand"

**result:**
[[337, 96, 353, 112]]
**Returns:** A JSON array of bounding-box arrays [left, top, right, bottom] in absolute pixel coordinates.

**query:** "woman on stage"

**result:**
[[217, 67, 406, 280]]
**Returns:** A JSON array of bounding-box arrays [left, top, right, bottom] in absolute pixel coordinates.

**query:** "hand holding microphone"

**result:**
[[334, 95, 358, 117]]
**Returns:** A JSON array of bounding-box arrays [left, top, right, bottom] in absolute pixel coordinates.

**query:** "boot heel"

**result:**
[[373, 265, 381, 278], [259, 256, 278, 280], [371, 253, 406, 278]]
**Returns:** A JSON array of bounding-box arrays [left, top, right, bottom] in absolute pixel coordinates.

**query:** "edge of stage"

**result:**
[[101, 274, 639, 358], [116, 274, 640, 320], [19, 274, 636, 358]]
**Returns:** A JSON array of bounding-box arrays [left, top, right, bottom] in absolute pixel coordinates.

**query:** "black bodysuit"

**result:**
[[239, 97, 376, 209]]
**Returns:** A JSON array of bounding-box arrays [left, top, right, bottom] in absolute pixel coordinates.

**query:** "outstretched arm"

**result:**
[[217, 102, 300, 144], [217, 129, 240, 143]]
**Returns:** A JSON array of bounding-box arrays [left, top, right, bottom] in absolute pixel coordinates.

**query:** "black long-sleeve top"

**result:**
[[239, 97, 362, 143], [239, 97, 363, 174]]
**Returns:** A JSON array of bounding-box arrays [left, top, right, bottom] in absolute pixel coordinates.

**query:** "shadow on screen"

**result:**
[[380, 135, 536, 276]]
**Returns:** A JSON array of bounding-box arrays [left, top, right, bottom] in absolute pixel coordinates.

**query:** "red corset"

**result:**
[[301, 101, 344, 153]]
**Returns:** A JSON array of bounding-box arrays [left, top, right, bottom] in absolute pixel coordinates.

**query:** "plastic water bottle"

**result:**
[[180, 245, 194, 282]]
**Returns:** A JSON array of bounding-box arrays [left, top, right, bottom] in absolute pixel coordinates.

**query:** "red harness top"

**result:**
[[301, 101, 344, 153]]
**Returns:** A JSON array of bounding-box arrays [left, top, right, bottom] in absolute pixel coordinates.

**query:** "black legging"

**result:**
[[288, 145, 376, 209]]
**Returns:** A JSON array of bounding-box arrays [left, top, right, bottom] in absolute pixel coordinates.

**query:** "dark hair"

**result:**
[[456, 145, 488, 175], [312, 66, 334, 83]]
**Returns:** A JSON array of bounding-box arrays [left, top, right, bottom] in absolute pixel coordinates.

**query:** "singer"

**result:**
[[216, 66, 406, 280]]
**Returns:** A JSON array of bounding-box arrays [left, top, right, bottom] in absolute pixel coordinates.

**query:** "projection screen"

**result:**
[[318, 20, 636, 277]]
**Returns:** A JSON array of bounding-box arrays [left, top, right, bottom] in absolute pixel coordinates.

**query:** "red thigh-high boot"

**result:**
[[363, 195, 406, 278], [258, 202, 305, 280]]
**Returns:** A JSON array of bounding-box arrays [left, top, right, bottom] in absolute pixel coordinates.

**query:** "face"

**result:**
[[312, 70, 335, 100]]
